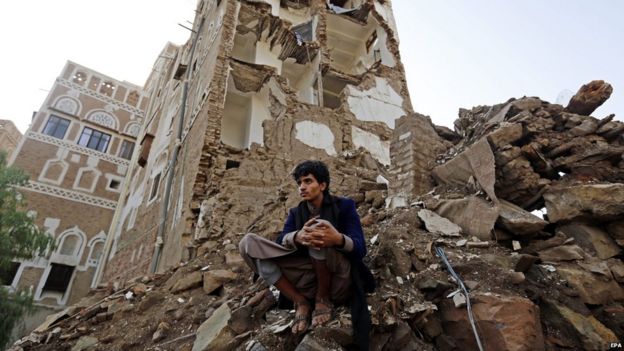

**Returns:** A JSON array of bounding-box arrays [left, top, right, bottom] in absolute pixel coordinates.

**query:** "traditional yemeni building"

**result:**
[[5, 61, 147, 313], [0, 119, 22, 157], [99, 0, 417, 284]]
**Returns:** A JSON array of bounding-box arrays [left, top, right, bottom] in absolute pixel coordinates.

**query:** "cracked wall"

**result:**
[[102, 0, 415, 283]]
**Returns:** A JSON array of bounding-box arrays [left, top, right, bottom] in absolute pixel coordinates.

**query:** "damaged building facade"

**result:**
[[99, 0, 415, 283], [4, 61, 146, 314]]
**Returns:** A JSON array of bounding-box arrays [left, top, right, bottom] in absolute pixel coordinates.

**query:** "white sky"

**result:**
[[1, 1, 622, 133]]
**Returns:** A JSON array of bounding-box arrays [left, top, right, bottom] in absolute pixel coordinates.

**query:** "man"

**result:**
[[239, 160, 373, 343]]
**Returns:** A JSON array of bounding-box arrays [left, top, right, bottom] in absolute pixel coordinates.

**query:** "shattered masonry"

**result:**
[[101, 0, 415, 284]]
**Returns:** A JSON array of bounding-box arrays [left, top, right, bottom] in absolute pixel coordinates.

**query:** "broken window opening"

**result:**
[[322, 74, 349, 109], [292, 20, 314, 43], [226, 160, 240, 170], [42, 263, 74, 294], [282, 58, 319, 105], [174, 63, 188, 80], [326, 14, 382, 75], [0, 262, 20, 285], [221, 91, 251, 149]]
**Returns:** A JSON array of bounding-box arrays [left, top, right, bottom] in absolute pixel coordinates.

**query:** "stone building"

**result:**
[[0, 119, 22, 157], [99, 0, 419, 284], [4, 61, 147, 313]]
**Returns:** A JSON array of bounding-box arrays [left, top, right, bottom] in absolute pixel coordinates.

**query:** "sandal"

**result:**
[[311, 298, 334, 328], [292, 300, 311, 335]]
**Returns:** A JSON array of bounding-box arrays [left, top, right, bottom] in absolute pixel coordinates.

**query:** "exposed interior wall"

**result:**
[[351, 125, 390, 165], [221, 91, 251, 149], [346, 77, 405, 129]]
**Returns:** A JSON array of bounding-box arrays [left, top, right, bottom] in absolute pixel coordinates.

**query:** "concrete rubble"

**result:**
[[10, 80, 624, 350]]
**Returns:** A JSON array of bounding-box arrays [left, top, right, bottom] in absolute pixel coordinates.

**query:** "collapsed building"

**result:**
[[99, 0, 411, 284]]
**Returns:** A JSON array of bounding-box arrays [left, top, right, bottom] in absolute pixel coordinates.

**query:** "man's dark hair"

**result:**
[[292, 160, 330, 191]]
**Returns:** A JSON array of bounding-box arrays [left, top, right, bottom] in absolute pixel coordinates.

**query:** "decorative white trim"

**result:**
[[19, 181, 117, 210], [25, 131, 130, 167], [85, 109, 119, 131], [73, 167, 102, 193], [86, 232, 106, 267], [53, 227, 87, 264], [52, 96, 81, 116], [38, 149, 69, 186], [56, 77, 145, 117], [124, 121, 141, 137]]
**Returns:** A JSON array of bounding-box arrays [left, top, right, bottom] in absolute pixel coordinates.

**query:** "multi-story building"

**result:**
[[5, 62, 147, 313], [99, 0, 416, 284], [0, 119, 22, 157]]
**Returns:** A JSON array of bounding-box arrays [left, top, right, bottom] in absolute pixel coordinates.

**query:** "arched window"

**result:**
[[54, 97, 80, 116], [126, 91, 140, 106], [100, 81, 115, 96], [56, 230, 85, 258], [73, 71, 87, 85]]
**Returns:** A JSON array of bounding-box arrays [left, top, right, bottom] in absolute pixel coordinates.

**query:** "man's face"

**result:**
[[297, 174, 326, 202]]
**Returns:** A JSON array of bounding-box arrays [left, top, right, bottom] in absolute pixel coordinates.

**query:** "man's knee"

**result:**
[[239, 233, 257, 255]]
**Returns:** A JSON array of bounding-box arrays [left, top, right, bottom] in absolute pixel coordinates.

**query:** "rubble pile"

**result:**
[[11, 81, 624, 351]]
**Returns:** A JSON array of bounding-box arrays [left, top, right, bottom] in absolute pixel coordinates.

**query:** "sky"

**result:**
[[1, 1, 622, 133]]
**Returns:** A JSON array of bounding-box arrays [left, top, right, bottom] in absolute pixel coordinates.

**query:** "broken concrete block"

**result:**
[[418, 209, 462, 237], [295, 333, 346, 351], [452, 293, 466, 308], [557, 267, 624, 305], [486, 122, 523, 149], [152, 321, 170, 342], [542, 299, 617, 351], [432, 139, 498, 202], [225, 252, 245, 266], [538, 245, 585, 262], [544, 184, 624, 222], [557, 224, 621, 260], [565, 80, 613, 116], [228, 305, 253, 334], [496, 199, 547, 237], [439, 294, 544, 351], [192, 303, 234, 351], [170, 271, 203, 293], [428, 196, 498, 241]]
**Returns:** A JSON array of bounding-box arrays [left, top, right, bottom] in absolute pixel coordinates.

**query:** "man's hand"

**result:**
[[307, 219, 343, 249]]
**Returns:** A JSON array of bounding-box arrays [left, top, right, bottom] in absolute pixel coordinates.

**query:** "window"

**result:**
[[0, 262, 20, 285], [72, 71, 87, 85], [118, 140, 135, 160], [100, 81, 115, 96], [78, 127, 111, 152], [109, 179, 121, 190], [42, 115, 70, 139], [42, 264, 74, 294], [149, 173, 161, 201]]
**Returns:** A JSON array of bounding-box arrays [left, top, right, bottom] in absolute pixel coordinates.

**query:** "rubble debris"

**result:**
[[439, 294, 544, 351], [565, 80, 613, 116], [544, 184, 624, 222], [192, 303, 234, 351], [11, 80, 624, 351], [496, 199, 547, 237], [418, 209, 462, 237]]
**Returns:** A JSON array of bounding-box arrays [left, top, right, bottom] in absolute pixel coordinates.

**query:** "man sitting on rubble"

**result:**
[[239, 160, 373, 342]]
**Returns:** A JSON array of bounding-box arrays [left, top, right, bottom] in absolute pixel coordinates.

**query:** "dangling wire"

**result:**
[[434, 245, 485, 351]]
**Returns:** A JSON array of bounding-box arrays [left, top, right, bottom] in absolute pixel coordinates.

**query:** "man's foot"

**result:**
[[292, 300, 311, 335], [311, 298, 333, 328]]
